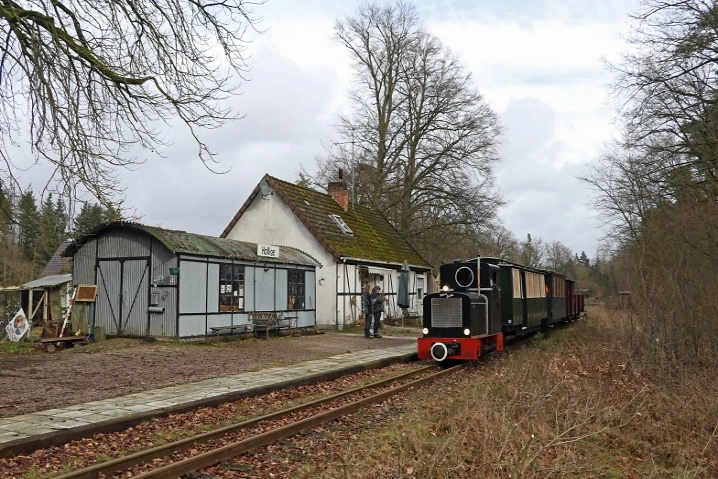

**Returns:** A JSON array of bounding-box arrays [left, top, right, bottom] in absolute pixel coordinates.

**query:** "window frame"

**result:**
[[219, 264, 245, 313], [287, 269, 306, 310]]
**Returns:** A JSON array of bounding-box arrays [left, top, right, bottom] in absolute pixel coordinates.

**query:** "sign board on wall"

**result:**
[[257, 244, 280, 258]]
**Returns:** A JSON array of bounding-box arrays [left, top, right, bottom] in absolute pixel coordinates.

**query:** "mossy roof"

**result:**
[[221, 175, 431, 269], [64, 222, 320, 266]]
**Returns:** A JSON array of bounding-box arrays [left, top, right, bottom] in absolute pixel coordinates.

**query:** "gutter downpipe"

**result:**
[[335, 262, 340, 330]]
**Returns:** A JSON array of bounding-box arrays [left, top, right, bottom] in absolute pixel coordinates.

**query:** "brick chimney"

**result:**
[[328, 169, 349, 212]]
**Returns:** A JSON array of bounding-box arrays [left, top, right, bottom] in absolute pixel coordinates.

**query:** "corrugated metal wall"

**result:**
[[96, 260, 121, 335], [148, 241, 177, 338], [72, 228, 317, 338], [121, 259, 149, 336], [254, 268, 274, 311], [73, 237, 97, 285], [179, 260, 208, 314], [244, 267, 255, 311], [97, 229, 151, 257], [207, 263, 220, 313], [274, 269, 288, 310]]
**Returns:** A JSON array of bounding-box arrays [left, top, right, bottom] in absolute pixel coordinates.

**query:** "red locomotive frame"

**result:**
[[417, 332, 504, 361]]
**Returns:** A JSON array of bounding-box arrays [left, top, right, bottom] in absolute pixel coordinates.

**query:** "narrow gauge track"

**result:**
[[53, 363, 461, 479]]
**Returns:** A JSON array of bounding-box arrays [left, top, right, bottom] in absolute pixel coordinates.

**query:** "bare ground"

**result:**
[[0, 326, 420, 418]]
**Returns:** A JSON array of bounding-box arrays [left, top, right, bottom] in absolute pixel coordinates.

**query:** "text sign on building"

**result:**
[[257, 244, 280, 258]]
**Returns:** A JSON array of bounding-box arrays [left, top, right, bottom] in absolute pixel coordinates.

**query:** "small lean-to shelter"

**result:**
[[0, 240, 74, 328], [0, 274, 72, 327], [64, 222, 319, 339]]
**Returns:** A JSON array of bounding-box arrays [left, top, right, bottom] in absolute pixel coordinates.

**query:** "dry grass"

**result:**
[[301, 306, 718, 478]]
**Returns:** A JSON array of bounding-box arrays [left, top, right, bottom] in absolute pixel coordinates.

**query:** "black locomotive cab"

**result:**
[[418, 259, 505, 362], [422, 290, 501, 338]]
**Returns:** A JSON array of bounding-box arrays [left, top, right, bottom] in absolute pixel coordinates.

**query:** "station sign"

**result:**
[[257, 244, 280, 258]]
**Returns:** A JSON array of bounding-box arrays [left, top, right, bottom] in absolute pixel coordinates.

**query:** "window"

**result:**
[[219, 264, 244, 312], [525, 272, 546, 298], [512, 269, 524, 298], [329, 214, 353, 235], [417, 278, 424, 300], [288, 270, 306, 310]]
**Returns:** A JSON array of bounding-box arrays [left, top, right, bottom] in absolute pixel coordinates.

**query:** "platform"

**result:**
[[0, 343, 416, 456]]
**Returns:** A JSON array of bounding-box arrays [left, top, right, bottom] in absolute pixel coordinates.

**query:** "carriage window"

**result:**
[[288, 270, 306, 310], [219, 264, 244, 312], [512, 269, 523, 298], [524, 272, 546, 298]]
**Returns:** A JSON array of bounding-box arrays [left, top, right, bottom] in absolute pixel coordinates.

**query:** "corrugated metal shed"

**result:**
[[65, 222, 320, 266]]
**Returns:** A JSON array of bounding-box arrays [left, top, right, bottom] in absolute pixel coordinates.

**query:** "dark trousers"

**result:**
[[372, 311, 382, 335], [364, 311, 381, 337], [364, 312, 372, 337]]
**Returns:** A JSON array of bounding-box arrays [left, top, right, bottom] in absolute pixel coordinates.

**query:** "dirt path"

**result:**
[[0, 327, 420, 418]]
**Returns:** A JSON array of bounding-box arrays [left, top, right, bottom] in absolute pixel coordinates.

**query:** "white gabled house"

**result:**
[[220, 173, 435, 329]]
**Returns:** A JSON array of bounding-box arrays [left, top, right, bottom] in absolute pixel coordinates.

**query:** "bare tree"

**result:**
[[313, 1, 502, 251], [0, 0, 261, 213], [544, 239, 575, 277], [518, 234, 547, 269], [609, 0, 718, 203]]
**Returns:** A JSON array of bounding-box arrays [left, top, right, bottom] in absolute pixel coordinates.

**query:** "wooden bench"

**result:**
[[209, 324, 253, 339], [403, 308, 420, 319], [251, 312, 279, 339]]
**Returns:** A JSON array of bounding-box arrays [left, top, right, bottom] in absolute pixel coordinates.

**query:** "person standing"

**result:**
[[362, 284, 374, 339], [370, 286, 385, 338]]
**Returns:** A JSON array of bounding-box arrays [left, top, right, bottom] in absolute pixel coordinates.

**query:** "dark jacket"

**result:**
[[371, 291, 386, 313], [361, 290, 373, 315]]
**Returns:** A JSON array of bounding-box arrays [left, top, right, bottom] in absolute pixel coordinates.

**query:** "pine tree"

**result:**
[[36, 194, 68, 264], [72, 202, 122, 237], [16, 188, 39, 261], [578, 251, 590, 267]]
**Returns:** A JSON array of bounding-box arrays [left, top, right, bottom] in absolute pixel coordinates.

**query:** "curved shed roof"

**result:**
[[63, 222, 321, 267]]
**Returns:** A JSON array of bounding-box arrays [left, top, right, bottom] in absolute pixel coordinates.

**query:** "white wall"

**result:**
[[226, 185, 430, 328], [225, 189, 337, 326]]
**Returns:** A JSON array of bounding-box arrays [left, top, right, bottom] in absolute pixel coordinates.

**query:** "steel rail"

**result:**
[[132, 364, 464, 479], [53, 365, 437, 479]]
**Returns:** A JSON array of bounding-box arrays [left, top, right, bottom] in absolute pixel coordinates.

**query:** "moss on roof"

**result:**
[[65, 222, 320, 266], [267, 176, 431, 268]]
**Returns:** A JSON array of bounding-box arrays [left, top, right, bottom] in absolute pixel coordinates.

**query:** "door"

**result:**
[[97, 259, 149, 336]]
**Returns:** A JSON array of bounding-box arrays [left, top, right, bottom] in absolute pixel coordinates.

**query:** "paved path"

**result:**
[[0, 343, 416, 456]]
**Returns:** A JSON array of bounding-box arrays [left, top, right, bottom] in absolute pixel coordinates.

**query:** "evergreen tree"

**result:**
[[16, 188, 39, 261], [0, 184, 13, 238], [36, 194, 68, 264], [72, 202, 122, 237], [578, 251, 590, 267]]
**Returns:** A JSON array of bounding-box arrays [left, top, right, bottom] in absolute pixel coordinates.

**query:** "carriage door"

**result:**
[[96, 258, 150, 336]]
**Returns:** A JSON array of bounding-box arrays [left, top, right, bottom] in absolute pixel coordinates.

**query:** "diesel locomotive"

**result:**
[[417, 257, 585, 362]]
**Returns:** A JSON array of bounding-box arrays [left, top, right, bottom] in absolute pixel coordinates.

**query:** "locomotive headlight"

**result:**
[[442, 285, 449, 292], [422, 328, 429, 335], [463, 328, 470, 336]]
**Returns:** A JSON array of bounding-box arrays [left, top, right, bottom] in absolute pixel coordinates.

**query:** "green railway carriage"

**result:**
[[481, 258, 547, 335], [546, 272, 568, 325]]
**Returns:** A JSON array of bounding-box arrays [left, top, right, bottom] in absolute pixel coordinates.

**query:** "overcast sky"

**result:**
[[15, 0, 644, 258]]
